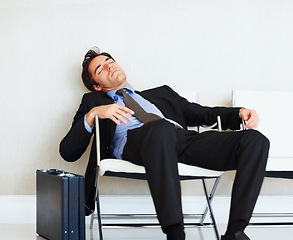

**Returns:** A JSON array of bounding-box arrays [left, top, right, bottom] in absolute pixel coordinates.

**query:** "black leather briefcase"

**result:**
[[36, 169, 85, 240]]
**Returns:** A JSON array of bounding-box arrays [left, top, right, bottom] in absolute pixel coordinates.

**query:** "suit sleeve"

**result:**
[[59, 94, 93, 162], [164, 86, 242, 130]]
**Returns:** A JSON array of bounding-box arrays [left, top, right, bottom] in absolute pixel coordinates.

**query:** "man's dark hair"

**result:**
[[81, 49, 115, 91]]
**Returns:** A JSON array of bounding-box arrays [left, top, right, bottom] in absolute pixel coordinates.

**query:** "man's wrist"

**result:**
[[84, 114, 94, 133]]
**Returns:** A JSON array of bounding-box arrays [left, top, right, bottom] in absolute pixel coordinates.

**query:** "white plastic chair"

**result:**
[[90, 91, 224, 240], [232, 89, 293, 224]]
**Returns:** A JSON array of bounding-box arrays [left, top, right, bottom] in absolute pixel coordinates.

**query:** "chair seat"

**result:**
[[99, 159, 223, 177]]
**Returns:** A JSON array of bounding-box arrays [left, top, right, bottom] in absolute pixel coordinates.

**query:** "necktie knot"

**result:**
[[116, 88, 128, 96]]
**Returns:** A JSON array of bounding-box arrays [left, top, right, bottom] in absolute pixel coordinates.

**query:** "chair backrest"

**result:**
[[232, 90, 293, 159], [177, 90, 197, 103]]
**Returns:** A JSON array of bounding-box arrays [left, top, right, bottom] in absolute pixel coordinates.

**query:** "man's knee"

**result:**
[[241, 130, 270, 166], [142, 119, 177, 143], [125, 120, 178, 165], [125, 119, 178, 156], [245, 130, 270, 149]]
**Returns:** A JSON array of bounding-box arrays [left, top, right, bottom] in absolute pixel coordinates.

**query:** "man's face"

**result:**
[[88, 55, 128, 92]]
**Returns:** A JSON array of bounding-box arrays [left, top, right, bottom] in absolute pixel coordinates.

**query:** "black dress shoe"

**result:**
[[221, 231, 250, 240]]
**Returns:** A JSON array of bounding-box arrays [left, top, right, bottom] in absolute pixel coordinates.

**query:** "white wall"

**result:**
[[1, 0, 293, 196]]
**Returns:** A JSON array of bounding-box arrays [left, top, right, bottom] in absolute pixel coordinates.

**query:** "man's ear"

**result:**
[[93, 84, 102, 91]]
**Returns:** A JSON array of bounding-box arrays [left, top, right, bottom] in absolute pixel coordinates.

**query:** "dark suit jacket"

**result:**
[[59, 85, 242, 215]]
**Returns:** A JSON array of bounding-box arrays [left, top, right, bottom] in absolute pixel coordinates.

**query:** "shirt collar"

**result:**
[[106, 83, 135, 100]]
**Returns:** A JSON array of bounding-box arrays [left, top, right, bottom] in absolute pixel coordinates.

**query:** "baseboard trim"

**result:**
[[0, 195, 292, 224]]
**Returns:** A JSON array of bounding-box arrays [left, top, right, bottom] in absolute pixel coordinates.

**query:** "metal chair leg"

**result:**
[[89, 212, 94, 229], [202, 179, 220, 240], [90, 167, 104, 240], [96, 190, 103, 240], [200, 176, 222, 225]]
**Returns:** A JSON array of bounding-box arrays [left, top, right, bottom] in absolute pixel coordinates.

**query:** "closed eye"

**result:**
[[95, 58, 115, 75], [98, 67, 103, 74]]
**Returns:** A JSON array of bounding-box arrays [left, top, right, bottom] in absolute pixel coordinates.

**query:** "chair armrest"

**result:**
[[201, 116, 222, 132], [241, 119, 246, 130]]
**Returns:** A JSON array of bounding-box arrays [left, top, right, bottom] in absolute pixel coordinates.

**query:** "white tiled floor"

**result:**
[[1, 224, 293, 240]]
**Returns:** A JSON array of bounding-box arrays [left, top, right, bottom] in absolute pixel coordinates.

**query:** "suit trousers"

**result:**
[[122, 119, 270, 233]]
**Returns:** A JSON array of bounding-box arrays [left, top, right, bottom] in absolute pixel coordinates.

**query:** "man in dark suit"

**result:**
[[60, 47, 270, 240]]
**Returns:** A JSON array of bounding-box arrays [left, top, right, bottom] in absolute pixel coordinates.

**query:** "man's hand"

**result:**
[[86, 104, 134, 126], [239, 108, 259, 129]]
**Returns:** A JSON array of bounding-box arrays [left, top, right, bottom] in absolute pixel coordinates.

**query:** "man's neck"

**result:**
[[102, 81, 129, 93], [105, 82, 134, 99]]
